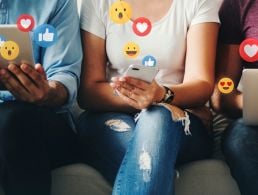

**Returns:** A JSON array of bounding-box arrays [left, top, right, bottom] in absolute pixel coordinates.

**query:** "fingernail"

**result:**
[[8, 64, 15, 71], [119, 77, 126, 81], [0, 69, 6, 75]]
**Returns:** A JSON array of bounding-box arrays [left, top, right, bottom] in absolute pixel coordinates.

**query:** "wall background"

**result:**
[[77, 0, 82, 14]]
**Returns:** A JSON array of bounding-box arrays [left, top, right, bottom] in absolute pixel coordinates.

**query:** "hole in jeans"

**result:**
[[105, 119, 131, 132]]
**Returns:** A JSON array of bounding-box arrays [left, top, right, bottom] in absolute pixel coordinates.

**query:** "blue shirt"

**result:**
[[0, 0, 82, 110]]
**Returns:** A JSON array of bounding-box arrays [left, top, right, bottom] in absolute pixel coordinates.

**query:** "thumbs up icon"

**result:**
[[38, 28, 54, 42], [142, 55, 156, 67], [34, 24, 58, 48]]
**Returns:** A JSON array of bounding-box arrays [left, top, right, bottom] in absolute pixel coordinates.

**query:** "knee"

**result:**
[[136, 105, 183, 139], [139, 105, 172, 125], [0, 102, 44, 159], [223, 119, 252, 160]]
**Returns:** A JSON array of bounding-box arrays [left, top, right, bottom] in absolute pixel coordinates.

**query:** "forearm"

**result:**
[[164, 80, 213, 109], [78, 82, 138, 113], [40, 81, 68, 107], [221, 92, 243, 118]]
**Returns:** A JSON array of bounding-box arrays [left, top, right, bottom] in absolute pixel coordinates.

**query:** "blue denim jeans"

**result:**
[[223, 118, 258, 195], [78, 105, 212, 195]]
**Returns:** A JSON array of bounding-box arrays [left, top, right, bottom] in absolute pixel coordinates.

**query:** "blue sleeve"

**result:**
[[41, 0, 82, 108]]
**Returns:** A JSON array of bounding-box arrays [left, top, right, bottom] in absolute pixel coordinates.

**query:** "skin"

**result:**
[[78, 0, 219, 112], [211, 44, 243, 118], [0, 63, 68, 107]]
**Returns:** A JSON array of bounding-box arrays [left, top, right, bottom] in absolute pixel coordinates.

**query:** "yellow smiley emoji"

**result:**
[[109, 1, 132, 24], [218, 77, 234, 94], [123, 42, 140, 59], [0, 41, 20, 61]]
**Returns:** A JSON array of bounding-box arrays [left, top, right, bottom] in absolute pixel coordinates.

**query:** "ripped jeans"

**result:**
[[78, 105, 212, 195]]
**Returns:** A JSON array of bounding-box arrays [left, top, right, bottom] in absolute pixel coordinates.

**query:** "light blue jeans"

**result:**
[[78, 105, 212, 195]]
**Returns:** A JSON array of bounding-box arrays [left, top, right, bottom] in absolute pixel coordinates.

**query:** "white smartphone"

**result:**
[[0, 25, 35, 68], [124, 64, 158, 83]]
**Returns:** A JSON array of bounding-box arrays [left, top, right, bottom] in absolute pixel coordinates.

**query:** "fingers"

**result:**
[[111, 76, 149, 90], [20, 64, 45, 87], [124, 77, 149, 90], [0, 68, 31, 100], [7, 64, 38, 92], [35, 63, 47, 79]]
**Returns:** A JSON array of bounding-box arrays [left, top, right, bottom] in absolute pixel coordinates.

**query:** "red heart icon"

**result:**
[[220, 82, 225, 86], [132, 17, 152, 37], [227, 82, 232, 86]]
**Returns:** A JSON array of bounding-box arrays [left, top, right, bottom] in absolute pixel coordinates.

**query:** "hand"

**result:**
[[110, 76, 164, 110], [0, 63, 67, 106]]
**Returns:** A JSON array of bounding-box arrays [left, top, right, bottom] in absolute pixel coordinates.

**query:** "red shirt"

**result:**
[[219, 0, 258, 67]]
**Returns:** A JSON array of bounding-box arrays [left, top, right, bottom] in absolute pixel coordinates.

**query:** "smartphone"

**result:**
[[124, 64, 158, 83], [0, 25, 35, 68]]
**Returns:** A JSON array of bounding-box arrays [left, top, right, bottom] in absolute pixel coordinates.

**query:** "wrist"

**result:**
[[157, 85, 175, 104], [154, 84, 166, 103]]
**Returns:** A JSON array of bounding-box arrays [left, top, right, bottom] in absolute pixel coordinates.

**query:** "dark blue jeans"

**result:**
[[78, 105, 212, 195], [223, 118, 258, 195], [0, 101, 79, 195]]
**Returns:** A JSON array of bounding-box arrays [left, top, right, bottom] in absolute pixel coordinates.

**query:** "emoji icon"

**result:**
[[33, 24, 58, 48], [17, 14, 35, 32], [239, 38, 258, 62], [142, 55, 156, 66], [133, 17, 152, 36], [109, 1, 132, 24], [0, 41, 20, 61], [218, 77, 234, 94], [123, 42, 140, 58], [0, 35, 7, 47]]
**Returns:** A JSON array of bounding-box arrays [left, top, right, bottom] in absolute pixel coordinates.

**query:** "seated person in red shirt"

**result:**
[[212, 0, 258, 195]]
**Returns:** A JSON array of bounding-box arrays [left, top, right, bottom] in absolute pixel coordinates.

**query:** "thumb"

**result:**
[[35, 63, 47, 79]]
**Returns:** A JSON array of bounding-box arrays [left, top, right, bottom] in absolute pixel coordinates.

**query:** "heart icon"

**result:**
[[21, 19, 31, 29], [136, 22, 148, 33], [17, 14, 35, 32], [227, 82, 232, 86], [220, 82, 225, 86], [244, 44, 258, 57], [132, 17, 152, 36]]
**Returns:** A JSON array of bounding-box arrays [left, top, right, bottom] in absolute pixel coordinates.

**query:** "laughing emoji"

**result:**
[[218, 77, 234, 94], [123, 42, 140, 59], [109, 1, 132, 24], [0, 41, 20, 61]]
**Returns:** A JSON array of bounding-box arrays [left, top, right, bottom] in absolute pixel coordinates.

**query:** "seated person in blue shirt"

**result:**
[[0, 0, 82, 195]]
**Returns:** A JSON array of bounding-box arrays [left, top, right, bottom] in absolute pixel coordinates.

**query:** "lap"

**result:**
[[0, 101, 79, 169]]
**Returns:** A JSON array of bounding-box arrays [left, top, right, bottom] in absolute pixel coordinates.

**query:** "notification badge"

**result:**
[[17, 14, 35, 32], [239, 38, 258, 62], [132, 17, 152, 37]]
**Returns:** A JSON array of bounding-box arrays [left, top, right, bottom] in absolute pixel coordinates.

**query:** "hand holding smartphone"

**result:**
[[124, 64, 158, 83]]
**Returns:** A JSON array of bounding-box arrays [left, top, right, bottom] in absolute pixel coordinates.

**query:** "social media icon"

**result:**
[[123, 42, 140, 59], [0, 35, 7, 47], [34, 24, 58, 48], [218, 77, 234, 94], [109, 1, 132, 24], [133, 17, 152, 37], [239, 38, 258, 62], [142, 55, 156, 67], [17, 14, 35, 32], [0, 41, 20, 61]]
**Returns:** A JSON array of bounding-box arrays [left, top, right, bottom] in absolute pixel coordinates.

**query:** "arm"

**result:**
[[0, 0, 82, 107], [211, 44, 243, 118], [111, 23, 219, 110], [77, 31, 137, 112], [167, 22, 219, 108]]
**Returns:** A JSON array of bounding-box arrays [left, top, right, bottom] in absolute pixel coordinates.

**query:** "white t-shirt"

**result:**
[[80, 0, 221, 86]]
